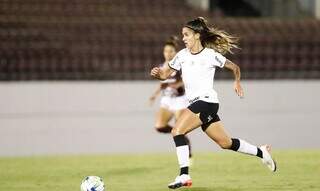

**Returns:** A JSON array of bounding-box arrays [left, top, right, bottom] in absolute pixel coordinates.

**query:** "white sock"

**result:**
[[237, 139, 258, 156], [176, 145, 190, 168]]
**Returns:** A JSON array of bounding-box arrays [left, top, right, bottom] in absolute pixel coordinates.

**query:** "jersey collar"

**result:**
[[190, 47, 205, 55]]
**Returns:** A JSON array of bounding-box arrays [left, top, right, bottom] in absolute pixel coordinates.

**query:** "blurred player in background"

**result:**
[[149, 36, 192, 158], [151, 17, 277, 189]]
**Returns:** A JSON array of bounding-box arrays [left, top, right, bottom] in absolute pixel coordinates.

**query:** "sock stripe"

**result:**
[[257, 148, 263, 158], [174, 135, 187, 147], [230, 138, 240, 151], [180, 166, 189, 175]]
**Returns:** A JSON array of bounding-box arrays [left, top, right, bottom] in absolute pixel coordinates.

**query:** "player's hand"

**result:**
[[234, 81, 244, 98], [150, 67, 162, 79]]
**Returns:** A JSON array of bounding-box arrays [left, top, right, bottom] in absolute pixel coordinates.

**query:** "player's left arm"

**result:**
[[224, 59, 244, 98]]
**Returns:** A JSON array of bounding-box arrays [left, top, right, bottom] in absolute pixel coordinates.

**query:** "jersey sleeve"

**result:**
[[168, 53, 182, 71], [213, 51, 226, 68]]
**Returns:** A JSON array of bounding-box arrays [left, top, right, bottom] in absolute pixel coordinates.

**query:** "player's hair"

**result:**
[[164, 35, 179, 51], [185, 17, 238, 55]]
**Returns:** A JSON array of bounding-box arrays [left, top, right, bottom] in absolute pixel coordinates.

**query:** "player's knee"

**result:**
[[171, 127, 184, 136], [171, 127, 178, 136]]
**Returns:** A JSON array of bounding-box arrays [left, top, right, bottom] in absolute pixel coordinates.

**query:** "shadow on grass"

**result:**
[[183, 187, 243, 191]]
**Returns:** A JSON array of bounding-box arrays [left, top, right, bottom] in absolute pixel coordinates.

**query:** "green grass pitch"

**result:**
[[0, 150, 319, 191]]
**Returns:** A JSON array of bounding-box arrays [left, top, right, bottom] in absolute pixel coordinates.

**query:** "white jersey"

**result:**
[[168, 48, 226, 103]]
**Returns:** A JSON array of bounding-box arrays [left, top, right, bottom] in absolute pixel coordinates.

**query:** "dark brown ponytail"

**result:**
[[185, 17, 238, 55]]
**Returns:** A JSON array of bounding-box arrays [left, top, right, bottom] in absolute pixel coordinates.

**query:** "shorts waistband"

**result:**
[[189, 96, 200, 104], [189, 95, 212, 104]]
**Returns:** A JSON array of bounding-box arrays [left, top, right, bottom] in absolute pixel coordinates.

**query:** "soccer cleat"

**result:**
[[168, 174, 192, 189], [260, 145, 277, 172]]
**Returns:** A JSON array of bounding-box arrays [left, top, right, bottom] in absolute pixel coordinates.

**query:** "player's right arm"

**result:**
[[150, 62, 175, 80]]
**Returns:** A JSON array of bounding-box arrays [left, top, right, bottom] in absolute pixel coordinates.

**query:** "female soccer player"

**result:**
[[150, 17, 277, 189], [149, 36, 192, 158]]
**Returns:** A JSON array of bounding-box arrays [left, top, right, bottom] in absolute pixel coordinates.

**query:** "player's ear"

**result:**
[[194, 33, 200, 40]]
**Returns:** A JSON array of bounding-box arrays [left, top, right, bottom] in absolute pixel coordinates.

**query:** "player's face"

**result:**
[[163, 45, 176, 61], [182, 27, 198, 50]]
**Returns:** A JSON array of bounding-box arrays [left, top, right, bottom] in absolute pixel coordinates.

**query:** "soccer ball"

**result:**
[[80, 176, 105, 191]]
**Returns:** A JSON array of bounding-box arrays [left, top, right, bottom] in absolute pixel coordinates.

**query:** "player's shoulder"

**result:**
[[176, 48, 189, 56], [204, 48, 218, 54], [204, 48, 225, 59]]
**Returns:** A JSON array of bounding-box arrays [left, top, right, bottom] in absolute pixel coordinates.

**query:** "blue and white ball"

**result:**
[[80, 176, 105, 191]]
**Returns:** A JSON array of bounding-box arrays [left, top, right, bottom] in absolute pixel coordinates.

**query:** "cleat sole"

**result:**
[[168, 181, 192, 189], [273, 160, 277, 172], [168, 183, 182, 189]]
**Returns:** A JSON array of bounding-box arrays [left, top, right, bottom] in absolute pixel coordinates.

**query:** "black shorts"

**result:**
[[187, 100, 220, 131]]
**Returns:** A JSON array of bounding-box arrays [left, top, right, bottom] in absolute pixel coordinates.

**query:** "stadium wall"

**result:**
[[0, 80, 319, 156]]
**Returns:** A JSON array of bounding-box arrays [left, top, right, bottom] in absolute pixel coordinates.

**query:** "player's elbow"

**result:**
[[230, 61, 240, 71], [225, 60, 239, 71], [234, 64, 240, 73], [230, 63, 241, 74]]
